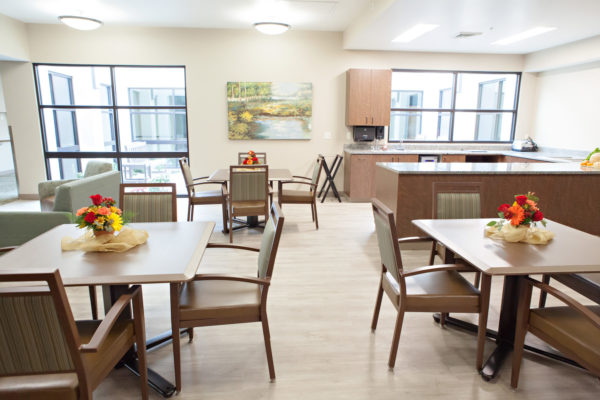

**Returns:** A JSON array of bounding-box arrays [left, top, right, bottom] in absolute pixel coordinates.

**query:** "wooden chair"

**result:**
[[169, 202, 285, 392], [277, 155, 324, 229], [119, 182, 177, 222], [511, 276, 600, 388], [370, 198, 490, 369], [0, 269, 148, 400], [179, 157, 228, 232], [238, 151, 267, 165], [227, 164, 270, 243]]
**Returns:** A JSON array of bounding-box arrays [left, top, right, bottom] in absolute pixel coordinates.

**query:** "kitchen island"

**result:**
[[375, 162, 600, 237]]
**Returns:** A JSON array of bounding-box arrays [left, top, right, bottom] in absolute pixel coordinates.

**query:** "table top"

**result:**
[[208, 168, 292, 182], [412, 218, 600, 276], [0, 221, 215, 286]]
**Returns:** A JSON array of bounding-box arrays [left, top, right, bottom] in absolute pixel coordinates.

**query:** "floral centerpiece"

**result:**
[[242, 150, 260, 165], [75, 194, 123, 236], [485, 192, 554, 244]]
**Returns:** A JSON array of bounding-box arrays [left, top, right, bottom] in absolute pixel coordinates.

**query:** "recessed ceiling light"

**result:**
[[392, 24, 439, 43], [492, 26, 556, 45], [254, 22, 290, 35], [58, 15, 103, 31]]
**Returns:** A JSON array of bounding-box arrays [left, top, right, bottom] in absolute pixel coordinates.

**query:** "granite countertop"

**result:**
[[378, 162, 600, 174], [343, 144, 586, 163]]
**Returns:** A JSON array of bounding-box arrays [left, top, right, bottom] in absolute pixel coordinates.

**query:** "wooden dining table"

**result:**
[[412, 218, 600, 381], [0, 221, 215, 397]]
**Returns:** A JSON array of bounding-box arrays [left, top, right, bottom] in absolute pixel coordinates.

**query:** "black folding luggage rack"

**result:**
[[318, 154, 343, 203]]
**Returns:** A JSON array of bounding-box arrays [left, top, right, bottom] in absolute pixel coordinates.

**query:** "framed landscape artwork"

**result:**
[[227, 82, 312, 140]]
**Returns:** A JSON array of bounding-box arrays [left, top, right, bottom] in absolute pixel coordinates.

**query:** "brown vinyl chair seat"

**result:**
[[528, 306, 600, 369], [279, 189, 313, 203], [0, 373, 78, 400], [179, 280, 261, 321], [231, 200, 268, 215], [383, 270, 480, 313], [190, 190, 226, 204]]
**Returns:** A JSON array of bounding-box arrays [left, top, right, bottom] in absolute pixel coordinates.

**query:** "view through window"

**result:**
[[389, 70, 520, 142], [34, 64, 188, 193]]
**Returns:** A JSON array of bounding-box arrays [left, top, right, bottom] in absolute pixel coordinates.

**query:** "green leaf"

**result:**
[[497, 212, 505, 218], [541, 219, 547, 227], [486, 220, 497, 226]]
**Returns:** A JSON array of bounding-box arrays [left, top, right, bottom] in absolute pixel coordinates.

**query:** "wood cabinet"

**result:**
[[346, 69, 392, 126], [502, 155, 546, 163], [344, 152, 418, 200], [441, 154, 466, 162]]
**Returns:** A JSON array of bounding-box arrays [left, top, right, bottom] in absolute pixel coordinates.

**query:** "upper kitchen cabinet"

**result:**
[[346, 69, 392, 126]]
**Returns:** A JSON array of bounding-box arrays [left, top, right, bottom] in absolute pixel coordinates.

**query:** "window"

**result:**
[[389, 70, 520, 142], [34, 64, 188, 193]]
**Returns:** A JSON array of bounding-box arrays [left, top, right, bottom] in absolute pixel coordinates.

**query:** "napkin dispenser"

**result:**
[[512, 137, 538, 152]]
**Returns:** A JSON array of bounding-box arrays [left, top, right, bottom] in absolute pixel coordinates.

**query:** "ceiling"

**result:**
[[1, 0, 599, 54]]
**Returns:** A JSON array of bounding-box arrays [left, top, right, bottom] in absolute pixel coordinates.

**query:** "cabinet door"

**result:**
[[349, 155, 374, 199], [441, 154, 466, 162], [396, 155, 419, 162], [346, 69, 372, 126], [370, 69, 392, 126]]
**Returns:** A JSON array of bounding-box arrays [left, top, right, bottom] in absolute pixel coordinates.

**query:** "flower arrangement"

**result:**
[[75, 194, 124, 234], [242, 150, 260, 165], [487, 192, 547, 230]]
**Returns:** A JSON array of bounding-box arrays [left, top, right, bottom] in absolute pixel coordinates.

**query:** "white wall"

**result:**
[[0, 14, 29, 61], [1, 23, 529, 195]]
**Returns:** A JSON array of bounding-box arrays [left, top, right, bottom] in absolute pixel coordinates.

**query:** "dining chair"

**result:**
[[0, 269, 148, 400], [511, 276, 600, 388], [119, 182, 177, 222], [238, 151, 267, 165], [277, 155, 324, 229], [169, 201, 285, 392], [370, 198, 490, 369], [226, 164, 270, 243], [179, 157, 228, 232]]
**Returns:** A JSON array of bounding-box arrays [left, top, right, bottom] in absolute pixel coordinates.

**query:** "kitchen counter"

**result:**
[[378, 161, 598, 174]]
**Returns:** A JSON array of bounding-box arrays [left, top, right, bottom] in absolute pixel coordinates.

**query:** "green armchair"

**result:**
[[39, 161, 115, 211], [0, 211, 71, 252]]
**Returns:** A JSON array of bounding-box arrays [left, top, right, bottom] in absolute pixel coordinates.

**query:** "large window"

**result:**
[[34, 64, 188, 193], [389, 70, 520, 143]]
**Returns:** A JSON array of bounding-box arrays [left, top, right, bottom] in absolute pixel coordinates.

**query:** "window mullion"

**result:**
[[449, 72, 458, 142]]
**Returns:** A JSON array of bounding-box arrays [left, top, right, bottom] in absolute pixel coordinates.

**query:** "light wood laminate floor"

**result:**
[[2, 199, 598, 399]]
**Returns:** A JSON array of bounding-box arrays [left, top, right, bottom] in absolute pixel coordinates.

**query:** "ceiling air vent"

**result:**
[[455, 32, 482, 39]]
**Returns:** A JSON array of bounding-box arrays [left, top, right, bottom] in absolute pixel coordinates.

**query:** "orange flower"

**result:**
[[97, 206, 111, 216], [525, 199, 538, 212], [76, 207, 89, 216], [508, 204, 525, 226]]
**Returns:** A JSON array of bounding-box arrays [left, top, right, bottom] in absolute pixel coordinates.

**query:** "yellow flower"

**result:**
[[109, 212, 123, 231]]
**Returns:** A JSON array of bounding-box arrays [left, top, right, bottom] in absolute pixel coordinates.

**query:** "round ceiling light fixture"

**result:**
[[58, 15, 103, 31], [253, 22, 290, 35]]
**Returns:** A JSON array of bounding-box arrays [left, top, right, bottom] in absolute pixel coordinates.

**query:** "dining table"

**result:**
[[0, 221, 215, 398], [412, 218, 600, 381]]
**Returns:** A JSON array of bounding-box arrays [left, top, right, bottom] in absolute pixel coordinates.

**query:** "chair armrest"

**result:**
[[292, 175, 311, 180], [80, 285, 142, 353], [525, 277, 600, 329], [402, 264, 473, 277], [193, 274, 270, 286], [222, 186, 229, 196], [192, 176, 209, 181], [279, 180, 316, 188], [38, 179, 77, 199], [207, 242, 259, 252], [397, 236, 434, 244], [0, 246, 16, 254]]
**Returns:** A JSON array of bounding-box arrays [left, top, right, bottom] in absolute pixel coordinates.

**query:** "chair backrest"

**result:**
[[119, 183, 177, 222], [53, 171, 121, 214], [0, 270, 85, 381], [238, 152, 267, 165], [83, 161, 113, 178], [178, 157, 196, 195], [0, 211, 71, 249], [371, 199, 404, 283], [432, 182, 481, 219], [229, 165, 269, 203], [257, 202, 285, 279], [310, 155, 325, 190]]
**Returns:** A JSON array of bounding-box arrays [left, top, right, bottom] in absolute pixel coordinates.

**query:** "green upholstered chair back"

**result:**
[[83, 161, 113, 178], [372, 199, 402, 282], [119, 183, 177, 222], [0, 211, 71, 248], [238, 152, 267, 165], [257, 202, 285, 279], [230, 165, 268, 202], [433, 183, 481, 220], [0, 271, 81, 377], [178, 157, 196, 195], [53, 171, 121, 214], [310, 156, 324, 189]]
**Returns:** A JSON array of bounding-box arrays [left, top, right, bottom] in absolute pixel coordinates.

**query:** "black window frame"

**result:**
[[33, 63, 189, 182], [389, 69, 521, 143]]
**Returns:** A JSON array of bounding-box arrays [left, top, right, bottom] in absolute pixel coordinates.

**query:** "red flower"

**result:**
[[103, 197, 114, 206], [532, 211, 543, 222], [498, 203, 510, 213], [90, 194, 103, 206], [84, 212, 96, 223], [242, 159, 248, 165], [515, 195, 528, 206], [252, 157, 258, 162]]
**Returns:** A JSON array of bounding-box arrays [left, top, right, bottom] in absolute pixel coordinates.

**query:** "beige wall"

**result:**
[[0, 14, 29, 61], [2, 24, 529, 195]]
